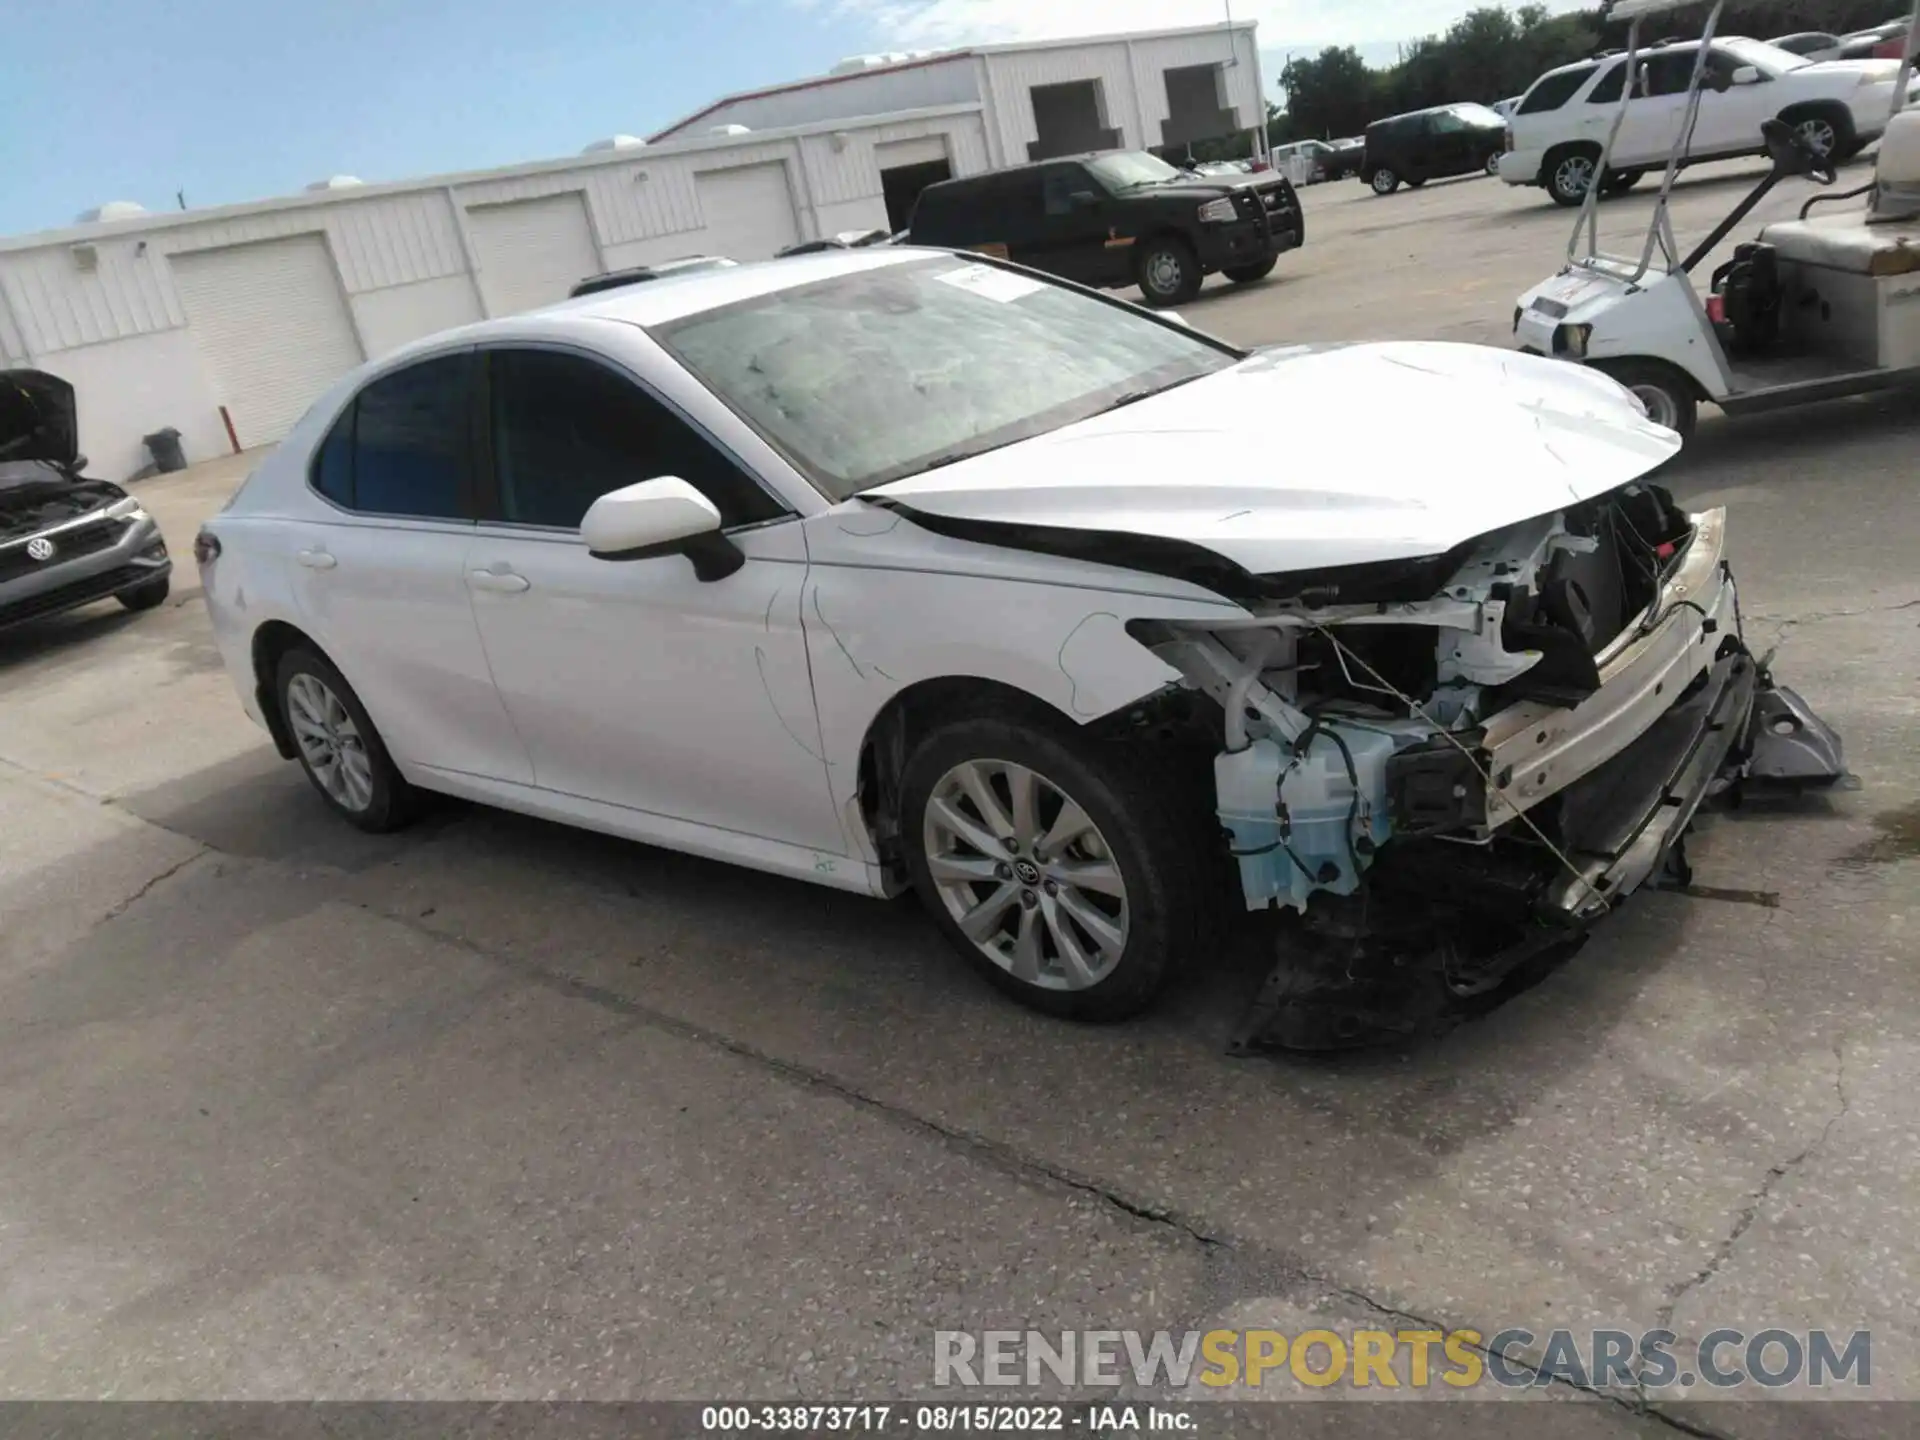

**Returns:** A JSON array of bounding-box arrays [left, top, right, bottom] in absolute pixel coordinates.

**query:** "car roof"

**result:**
[[921, 150, 1141, 186], [377, 247, 942, 364]]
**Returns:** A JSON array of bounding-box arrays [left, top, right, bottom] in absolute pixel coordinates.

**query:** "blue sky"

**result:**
[[2, 0, 1574, 237]]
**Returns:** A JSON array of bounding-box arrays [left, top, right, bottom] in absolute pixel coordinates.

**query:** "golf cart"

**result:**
[[1514, 0, 1920, 438]]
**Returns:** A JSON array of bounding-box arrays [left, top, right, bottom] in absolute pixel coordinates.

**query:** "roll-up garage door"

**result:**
[[171, 235, 364, 449], [468, 193, 601, 316], [694, 164, 800, 261]]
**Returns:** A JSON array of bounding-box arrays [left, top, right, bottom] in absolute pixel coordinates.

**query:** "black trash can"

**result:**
[[143, 427, 186, 474]]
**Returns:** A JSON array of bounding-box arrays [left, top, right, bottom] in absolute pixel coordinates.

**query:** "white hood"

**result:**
[[868, 342, 1681, 576]]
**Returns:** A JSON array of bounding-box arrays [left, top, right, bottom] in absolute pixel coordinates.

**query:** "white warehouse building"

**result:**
[[0, 22, 1264, 480]]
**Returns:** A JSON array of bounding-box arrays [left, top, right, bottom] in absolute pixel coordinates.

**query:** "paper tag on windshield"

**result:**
[[936, 264, 1047, 303]]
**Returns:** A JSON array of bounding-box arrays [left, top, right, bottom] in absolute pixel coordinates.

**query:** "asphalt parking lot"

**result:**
[[2, 160, 1915, 1434]]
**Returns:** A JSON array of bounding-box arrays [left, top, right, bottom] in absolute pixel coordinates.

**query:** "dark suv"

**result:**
[[1361, 104, 1510, 195], [907, 150, 1302, 307]]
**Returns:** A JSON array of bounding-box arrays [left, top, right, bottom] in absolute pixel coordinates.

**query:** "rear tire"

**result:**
[[899, 715, 1215, 1021], [1369, 167, 1401, 195], [1135, 236, 1202, 306], [117, 576, 170, 611], [1593, 358, 1700, 441], [1223, 257, 1277, 284], [274, 645, 421, 833], [1485, 151, 1503, 177], [1546, 146, 1600, 206]]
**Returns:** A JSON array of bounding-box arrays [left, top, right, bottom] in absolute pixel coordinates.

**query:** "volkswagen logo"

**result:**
[[25, 536, 56, 562]]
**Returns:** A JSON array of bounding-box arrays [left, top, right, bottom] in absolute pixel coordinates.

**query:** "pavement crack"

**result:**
[[1298, 1275, 1730, 1438], [99, 849, 208, 922], [1657, 1039, 1852, 1329], [1749, 596, 1920, 639]]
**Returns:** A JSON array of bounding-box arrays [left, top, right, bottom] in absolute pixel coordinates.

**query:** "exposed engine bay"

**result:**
[[1126, 481, 1846, 1051]]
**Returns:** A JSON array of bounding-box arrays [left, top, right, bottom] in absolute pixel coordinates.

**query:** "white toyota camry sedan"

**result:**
[[197, 247, 1839, 1040]]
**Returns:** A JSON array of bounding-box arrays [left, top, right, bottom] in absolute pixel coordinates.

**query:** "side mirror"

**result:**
[[583, 476, 743, 581], [1731, 65, 1762, 86]]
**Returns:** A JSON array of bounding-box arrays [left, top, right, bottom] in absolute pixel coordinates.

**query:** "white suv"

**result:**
[[1500, 37, 1916, 205]]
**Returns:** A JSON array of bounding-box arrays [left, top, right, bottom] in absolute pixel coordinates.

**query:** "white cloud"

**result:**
[[805, 0, 1583, 51]]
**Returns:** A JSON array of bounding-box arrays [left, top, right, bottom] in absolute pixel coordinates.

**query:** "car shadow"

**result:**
[[0, 603, 145, 670]]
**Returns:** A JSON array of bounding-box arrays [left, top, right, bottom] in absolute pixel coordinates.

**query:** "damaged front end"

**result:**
[[1129, 482, 1845, 1051]]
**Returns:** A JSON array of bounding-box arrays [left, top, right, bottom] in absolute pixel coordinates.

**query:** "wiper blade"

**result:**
[[1089, 372, 1210, 416]]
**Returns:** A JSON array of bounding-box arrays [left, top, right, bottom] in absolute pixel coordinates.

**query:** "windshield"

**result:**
[[652, 257, 1239, 499], [1718, 37, 1810, 74], [1449, 103, 1508, 126], [1085, 151, 1185, 191]]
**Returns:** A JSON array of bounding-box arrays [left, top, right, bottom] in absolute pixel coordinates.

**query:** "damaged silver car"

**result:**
[[195, 250, 1843, 1046]]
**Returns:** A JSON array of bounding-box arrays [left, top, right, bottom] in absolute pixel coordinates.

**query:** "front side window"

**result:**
[[1717, 37, 1808, 75], [1645, 51, 1704, 97], [653, 257, 1240, 501], [487, 349, 784, 531], [309, 352, 473, 519], [1041, 167, 1087, 216]]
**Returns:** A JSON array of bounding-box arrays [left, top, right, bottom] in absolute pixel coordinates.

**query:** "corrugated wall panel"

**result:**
[[151, 190, 466, 293], [799, 113, 989, 204], [1127, 29, 1261, 138], [656, 59, 980, 138], [0, 243, 180, 353]]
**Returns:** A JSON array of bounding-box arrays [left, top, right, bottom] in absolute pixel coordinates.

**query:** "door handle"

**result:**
[[296, 548, 337, 571], [468, 567, 530, 594]]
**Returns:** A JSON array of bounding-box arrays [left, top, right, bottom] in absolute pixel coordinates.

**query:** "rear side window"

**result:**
[[1588, 61, 1628, 105], [1520, 67, 1596, 114], [486, 349, 784, 531], [308, 353, 474, 519]]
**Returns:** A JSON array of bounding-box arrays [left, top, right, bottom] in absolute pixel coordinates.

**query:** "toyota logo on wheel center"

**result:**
[[25, 536, 56, 562], [1013, 858, 1042, 887]]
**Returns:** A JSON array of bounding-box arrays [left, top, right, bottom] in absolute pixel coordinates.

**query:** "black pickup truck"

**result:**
[[907, 149, 1303, 307]]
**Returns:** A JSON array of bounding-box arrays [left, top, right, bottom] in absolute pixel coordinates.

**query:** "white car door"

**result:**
[[1604, 55, 1694, 167], [1701, 46, 1779, 155], [461, 345, 846, 854], [292, 350, 534, 786]]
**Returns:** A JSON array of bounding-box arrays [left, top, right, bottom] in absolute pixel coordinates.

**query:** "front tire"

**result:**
[[117, 576, 170, 611], [1369, 167, 1401, 195], [900, 717, 1211, 1021], [1135, 237, 1202, 307], [1593, 358, 1700, 441], [1546, 146, 1600, 206], [275, 646, 420, 833], [1781, 106, 1854, 164], [1223, 257, 1277, 284]]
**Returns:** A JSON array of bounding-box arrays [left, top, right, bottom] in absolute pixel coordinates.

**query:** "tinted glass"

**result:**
[[1645, 51, 1703, 96], [1519, 69, 1594, 114], [488, 349, 783, 531], [350, 354, 472, 520], [1588, 61, 1628, 104], [312, 407, 354, 506], [654, 257, 1237, 501], [1041, 167, 1082, 217]]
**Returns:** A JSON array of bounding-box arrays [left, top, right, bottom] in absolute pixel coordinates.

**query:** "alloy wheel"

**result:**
[[1372, 169, 1397, 194], [922, 758, 1130, 992], [1485, 152, 1502, 176], [286, 672, 375, 813], [1795, 116, 1838, 157], [1555, 153, 1596, 199]]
